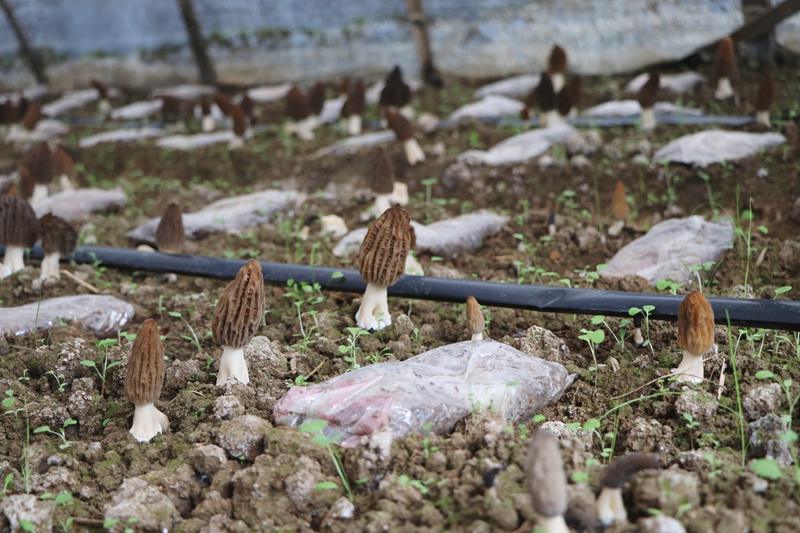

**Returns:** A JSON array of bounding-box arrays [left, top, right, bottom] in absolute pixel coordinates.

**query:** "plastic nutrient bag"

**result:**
[[447, 95, 525, 122], [275, 340, 574, 446], [601, 215, 734, 285], [458, 125, 576, 166], [474, 74, 541, 99], [156, 131, 236, 150], [0, 295, 135, 337], [33, 188, 127, 220], [652, 129, 786, 167], [78, 127, 165, 148], [625, 72, 705, 94], [313, 131, 396, 158], [584, 100, 702, 117]]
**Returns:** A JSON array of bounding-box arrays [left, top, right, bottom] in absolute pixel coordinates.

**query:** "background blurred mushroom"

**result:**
[[537, 73, 558, 127], [380, 65, 413, 123], [285, 86, 317, 141], [386, 110, 425, 165], [341, 78, 366, 135], [466, 296, 485, 341], [90, 79, 112, 114], [54, 146, 76, 191], [371, 147, 395, 217], [0, 196, 38, 275], [547, 45, 568, 92], [714, 36, 735, 100], [155, 202, 185, 254], [637, 72, 659, 131], [676, 290, 715, 383], [125, 318, 168, 442], [596, 453, 661, 526], [229, 104, 247, 149], [754, 73, 775, 127], [609, 180, 629, 236], [38, 213, 78, 280], [25, 141, 54, 203], [525, 429, 569, 533]]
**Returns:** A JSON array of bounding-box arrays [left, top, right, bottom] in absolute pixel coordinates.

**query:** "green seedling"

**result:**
[[168, 310, 203, 354], [339, 327, 368, 371], [298, 420, 353, 501], [34, 419, 77, 449], [579, 328, 605, 386], [82, 339, 121, 396]]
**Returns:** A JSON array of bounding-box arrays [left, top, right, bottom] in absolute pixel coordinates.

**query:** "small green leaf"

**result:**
[[33, 426, 50, 434], [751, 458, 782, 480], [168, 311, 182, 317], [80, 360, 97, 368], [298, 420, 327, 434], [54, 492, 73, 505], [397, 475, 410, 485], [628, 307, 642, 316], [775, 286, 791, 295], [582, 419, 601, 432], [571, 471, 589, 482], [338, 345, 350, 354], [590, 315, 605, 325], [330, 271, 344, 279], [315, 481, 339, 491], [63, 419, 77, 427], [19, 519, 35, 532], [755, 371, 776, 380], [532, 414, 546, 424], [39, 492, 54, 500]]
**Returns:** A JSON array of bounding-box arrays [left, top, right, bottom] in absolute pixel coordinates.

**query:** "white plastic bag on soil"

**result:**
[[584, 100, 702, 117], [127, 189, 306, 244], [156, 131, 236, 150], [110, 100, 163, 121], [313, 131, 396, 158], [447, 95, 525, 122], [458, 125, 576, 166], [601, 216, 734, 285], [474, 75, 541, 99], [78, 127, 165, 148], [33, 188, 127, 220], [625, 72, 705, 94], [333, 211, 508, 259], [274, 339, 574, 446], [0, 295, 135, 337], [239, 84, 292, 104], [652, 129, 786, 167]]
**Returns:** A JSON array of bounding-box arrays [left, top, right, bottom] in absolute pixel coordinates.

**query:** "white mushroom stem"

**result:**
[[355, 282, 392, 331], [755, 111, 771, 128], [285, 116, 318, 141], [633, 327, 644, 346], [639, 107, 656, 131], [217, 345, 249, 386], [404, 254, 423, 276], [568, 107, 578, 119], [40, 253, 61, 280], [536, 514, 570, 533], [542, 109, 565, 128], [373, 195, 392, 218], [347, 114, 362, 135], [202, 114, 215, 132], [608, 219, 625, 237], [548, 223, 556, 237], [3, 246, 26, 274], [403, 138, 425, 165], [390, 182, 409, 206], [98, 98, 112, 115], [399, 105, 415, 121], [471, 332, 484, 342], [31, 184, 49, 204], [715, 78, 734, 100], [58, 174, 75, 191], [675, 350, 704, 383], [228, 135, 245, 150], [596, 486, 626, 526], [130, 402, 169, 443], [551, 73, 565, 93]]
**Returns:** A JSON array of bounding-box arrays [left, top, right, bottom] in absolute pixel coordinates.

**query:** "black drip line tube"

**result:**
[[13, 244, 800, 332]]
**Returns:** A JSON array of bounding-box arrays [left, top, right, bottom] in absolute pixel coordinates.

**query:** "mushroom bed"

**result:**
[[2, 68, 800, 532]]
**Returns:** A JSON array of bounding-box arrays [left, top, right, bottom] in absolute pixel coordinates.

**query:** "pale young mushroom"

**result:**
[[37, 213, 77, 280], [714, 37, 735, 101], [212, 259, 266, 385], [466, 296, 485, 341], [199, 96, 215, 132], [155, 202, 185, 254], [54, 146, 76, 191], [547, 45, 568, 93], [547, 210, 557, 237], [754, 73, 775, 128], [0, 196, 38, 275], [386, 110, 425, 165], [125, 318, 168, 442], [341, 78, 366, 135], [676, 290, 715, 383], [596, 453, 660, 526], [525, 429, 569, 533], [355, 204, 412, 331], [285, 86, 317, 141], [637, 73, 660, 132], [25, 141, 54, 204], [608, 181, 629, 237], [229, 104, 247, 149], [308, 82, 326, 122], [633, 315, 644, 346]]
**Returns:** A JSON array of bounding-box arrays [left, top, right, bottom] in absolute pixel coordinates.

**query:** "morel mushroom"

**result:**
[[466, 296, 485, 341], [596, 453, 661, 526], [54, 146, 76, 191], [714, 37, 735, 100], [155, 202, 185, 254], [25, 141, 54, 203], [547, 45, 568, 93], [22, 101, 43, 131], [90, 79, 112, 114], [371, 147, 395, 216], [0, 196, 38, 274], [633, 315, 644, 346], [341, 78, 366, 135], [386, 110, 425, 165], [555, 88, 572, 126], [38, 213, 77, 280], [537, 73, 559, 128], [676, 290, 715, 383], [199, 96, 215, 132], [547, 210, 557, 237], [379, 65, 412, 122], [356, 205, 412, 331], [525, 429, 569, 533], [404, 224, 423, 275], [637, 72, 659, 131], [754, 73, 775, 127], [285, 86, 317, 141], [125, 318, 169, 442], [308, 81, 326, 119], [229, 104, 247, 149], [212, 259, 266, 385], [609, 181, 629, 236]]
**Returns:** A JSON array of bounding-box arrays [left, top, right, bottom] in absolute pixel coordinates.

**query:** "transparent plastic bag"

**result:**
[[0, 295, 135, 337], [274, 340, 575, 446], [653, 130, 785, 167]]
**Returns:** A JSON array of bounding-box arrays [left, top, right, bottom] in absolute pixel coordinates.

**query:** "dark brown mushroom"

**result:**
[[22, 101, 42, 131], [596, 453, 661, 525], [308, 82, 326, 117], [342, 79, 366, 135], [525, 429, 569, 533], [611, 181, 629, 221], [547, 45, 567, 92], [0, 196, 38, 274], [25, 141, 54, 203], [125, 318, 168, 442], [466, 296, 485, 341], [155, 202, 185, 254], [380, 65, 411, 110], [54, 146, 75, 190], [38, 213, 77, 279], [285, 86, 316, 140], [637, 72, 660, 131], [676, 290, 715, 382], [755, 73, 775, 127], [714, 37, 735, 100], [386, 111, 425, 165]]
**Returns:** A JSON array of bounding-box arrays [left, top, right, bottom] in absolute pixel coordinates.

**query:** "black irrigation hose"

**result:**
[[13, 244, 800, 332]]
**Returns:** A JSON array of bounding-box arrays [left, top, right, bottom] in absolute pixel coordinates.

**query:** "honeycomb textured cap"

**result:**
[[25, 141, 54, 185], [286, 87, 311, 121], [308, 82, 326, 116], [386, 111, 414, 141], [466, 296, 484, 336], [755, 73, 775, 112], [155, 202, 185, 254], [0, 196, 38, 247], [637, 73, 660, 109], [524, 429, 567, 517], [358, 204, 411, 287], [677, 290, 715, 355], [38, 213, 78, 256], [611, 181, 629, 220], [125, 318, 166, 405], [715, 37, 735, 78], [548, 45, 567, 74], [371, 147, 395, 194], [599, 453, 661, 488], [212, 259, 266, 348], [54, 146, 74, 177]]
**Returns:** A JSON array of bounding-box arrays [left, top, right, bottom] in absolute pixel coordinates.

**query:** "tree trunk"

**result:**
[[176, 0, 217, 85], [0, 0, 48, 84], [406, 0, 442, 87]]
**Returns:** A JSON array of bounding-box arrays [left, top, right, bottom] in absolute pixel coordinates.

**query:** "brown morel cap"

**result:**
[[22, 101, 43, 131], [90, 79, 109, 99], [372, 147, 395, 194], [715, 37, 735, 79], [548, 45, 567, 74], [342, 79, 366, 117], [677, 290, 715, 355], [54, 146, 74, 177], [17, 168, 33, 200], [537, 73, 555, 112], [125, 318, 166, 405], [308, 82, 326, 116], [212, 259, 266, 348], [199, 96, 211, 116], [380, 66, 411, 108], [0, 196, 38, 248], [524, 84, 539, 111], [38, 213, 78, 256], [214, 92, 233, 116], [611, 181, 629, 220], [240, 95, 255, 118], [386, 111, 414, 141], [525, 429, 567, 517], [358, 204, 412, 287], [231, 105, 247, 137], [286, 86, 311, 121], [599, 453, 661, 489], [466, 296, 484, 336], [340, 77, 351, 96], [556, 88, 572, 117], [637, 72, 660, 109], [755, 73, 775, 112], [155, 202, 185, 254], [25, 142, 54, 185], [567, 75, 583, 108]]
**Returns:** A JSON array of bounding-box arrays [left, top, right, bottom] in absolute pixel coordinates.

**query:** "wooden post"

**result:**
[[0, 0, 48, 84], [176, 0, 217, 85], [406, 0, 442, 87]]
